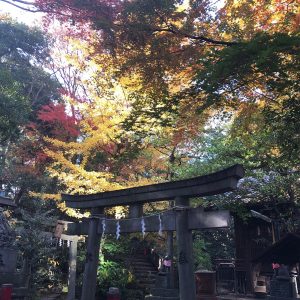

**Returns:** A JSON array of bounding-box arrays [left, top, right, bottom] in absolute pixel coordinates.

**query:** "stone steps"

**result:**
[[133, 262, 155, 267], [145, 288, 180, 300], [151, 288, 179, 297], [127, 253, 158, 298], [138, 279, 156, 285], [134, 265, 156, 270], [134, 269, 156, 274], [135, 275, 156, 280], [132, 258, 151, 262], [133, 264, 156, 269], [124, 288, 144, 300], [136, 275, 156, 280]]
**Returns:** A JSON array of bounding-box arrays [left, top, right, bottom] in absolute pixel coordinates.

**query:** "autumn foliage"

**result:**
[[37, 102, 79, 139], [1, 0, 299, 217]]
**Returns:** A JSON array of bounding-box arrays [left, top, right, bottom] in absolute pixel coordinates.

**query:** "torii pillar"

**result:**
[[80, 208, 103, 300], [176, 196, 196, 299]]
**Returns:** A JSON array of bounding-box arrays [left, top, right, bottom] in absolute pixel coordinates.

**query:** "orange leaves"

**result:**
[[220, 0, 299, 38]]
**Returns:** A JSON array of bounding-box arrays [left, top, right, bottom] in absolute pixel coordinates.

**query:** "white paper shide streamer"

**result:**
[[141, 217, 146, 238], [102, 219, 106, 237], [116, 221, 120, 239], [158, 214, 163, 236]]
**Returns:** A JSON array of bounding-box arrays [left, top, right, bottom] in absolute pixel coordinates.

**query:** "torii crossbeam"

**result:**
[[62, 164, 244, 300], [65, 208, 231, 235]]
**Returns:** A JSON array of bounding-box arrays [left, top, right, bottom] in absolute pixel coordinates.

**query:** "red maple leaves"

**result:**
[[37, 102, 80, 139]]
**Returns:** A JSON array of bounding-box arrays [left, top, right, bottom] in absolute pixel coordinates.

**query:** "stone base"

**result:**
[[270, 279, 293, 298]]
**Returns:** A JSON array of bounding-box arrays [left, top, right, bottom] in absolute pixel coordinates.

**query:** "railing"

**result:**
[[146, 247, 160, 269]]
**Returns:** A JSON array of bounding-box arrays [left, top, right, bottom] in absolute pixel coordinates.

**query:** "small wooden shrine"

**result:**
[[233, 203, 295, 295], [254, 233, 300, 299]]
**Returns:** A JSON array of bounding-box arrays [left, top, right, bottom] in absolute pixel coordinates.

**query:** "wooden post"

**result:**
[[167, 200, 174, 288], [175, 196, 196, 300], [81, 208, 103, 300], [167, 231, 174, 288], [67, 237, 78, 300], [129, 204, 143, 218]]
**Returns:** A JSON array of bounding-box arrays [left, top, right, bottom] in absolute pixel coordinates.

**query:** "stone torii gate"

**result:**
[[62, 164, 244, 300]]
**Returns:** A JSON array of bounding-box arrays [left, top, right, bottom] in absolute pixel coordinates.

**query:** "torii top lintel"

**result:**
[[62, 164, 244, 209]]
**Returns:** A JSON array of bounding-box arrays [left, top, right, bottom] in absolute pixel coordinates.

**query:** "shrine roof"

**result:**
[[62, 164, 244, 209], [253, 233, 300, 264], [0, 196, 17, 207]]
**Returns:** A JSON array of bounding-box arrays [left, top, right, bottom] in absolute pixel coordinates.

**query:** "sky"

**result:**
[[1, 0, 225, 26], [0, 2, 43, 26]]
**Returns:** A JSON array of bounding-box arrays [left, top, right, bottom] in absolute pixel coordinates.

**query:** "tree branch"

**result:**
[[151, 25, 238, 46], [0, 0, 79, 18], [1, 0, 39, 13]]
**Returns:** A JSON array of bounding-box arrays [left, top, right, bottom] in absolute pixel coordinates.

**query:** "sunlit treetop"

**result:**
[[29, 1, 233, 88], [28, 0, 299, 118], [219, 0, 299, 40]]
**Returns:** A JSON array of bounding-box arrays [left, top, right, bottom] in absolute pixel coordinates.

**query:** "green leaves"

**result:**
[[0, 67, 30, 142], [97, 237, 132, 297], [0, 20, 60, 143], [193, 33, 300, 107], [0, 21, 48, 64], [0, 20, 62, 213], [193, 236, 212, 270]]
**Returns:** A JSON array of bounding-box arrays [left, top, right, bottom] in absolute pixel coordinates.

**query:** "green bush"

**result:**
[[96, 237, 135, 298], [193, 237, 212, 270]]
